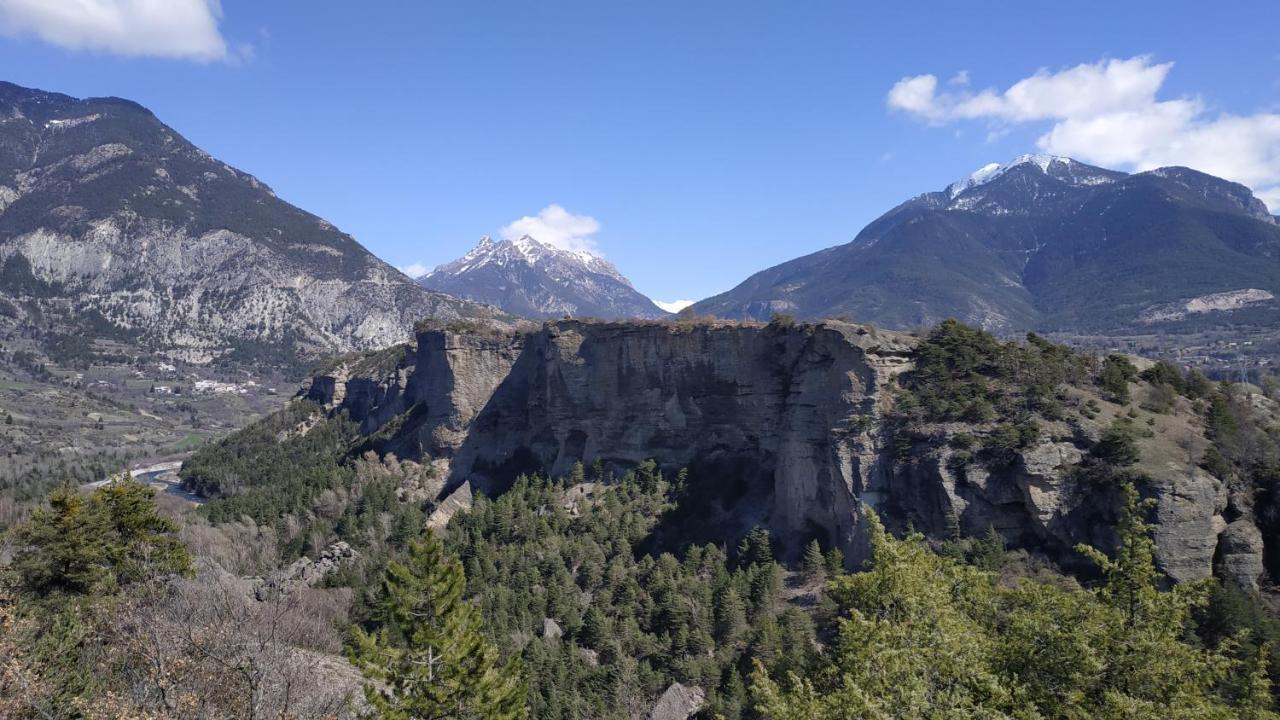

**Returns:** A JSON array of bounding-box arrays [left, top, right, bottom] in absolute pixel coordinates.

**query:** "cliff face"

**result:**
[[300, 320, 1266, 588]]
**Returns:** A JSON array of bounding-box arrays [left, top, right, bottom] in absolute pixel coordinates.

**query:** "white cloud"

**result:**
[[654, 300, 694, 314], [888, 56, 1170, 124], [887, 56, 1280, 212], [0, 0, 235, 62], [398, 262, 429, 279], [500, 204, 602, 255]]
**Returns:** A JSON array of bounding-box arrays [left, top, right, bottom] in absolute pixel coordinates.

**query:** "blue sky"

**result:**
[[1, 1, 1278, 305]]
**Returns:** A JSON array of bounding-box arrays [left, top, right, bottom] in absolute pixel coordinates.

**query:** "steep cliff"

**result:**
[[292, 319, 1274, 589]]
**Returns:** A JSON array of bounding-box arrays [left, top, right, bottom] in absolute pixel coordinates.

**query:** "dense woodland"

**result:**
[[4, 320, 1280, 718]]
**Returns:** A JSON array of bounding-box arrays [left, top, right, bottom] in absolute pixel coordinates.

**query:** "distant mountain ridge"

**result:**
[[693, 154, 1280, 334], [419, 235, 668, 320], [0, 81, 504, 368]]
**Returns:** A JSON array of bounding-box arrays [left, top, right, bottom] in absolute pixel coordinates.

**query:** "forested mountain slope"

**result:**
[[8, 318, 1280, 717], [693, 156, 1280, 336]]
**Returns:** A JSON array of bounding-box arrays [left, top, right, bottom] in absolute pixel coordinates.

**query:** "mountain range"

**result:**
[[4, 79, 1278, 367], [693, 154, 1280, 335], [417, 235, 668, 320], [0, 81, 504, 369]]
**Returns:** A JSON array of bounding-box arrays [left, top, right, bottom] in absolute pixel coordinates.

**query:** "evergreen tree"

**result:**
[[750, 500, 1276, 719], [971, 524, 1005, 571], [823, 547, 845, 578], [8, 477, 191, 600], [352, 531, 527, 720], [737, 527, 773, 568], [801, 539, 826, 583], [1100, 354, 1138, 404], [751, 510, 1009, 718], [714, 584, 747, 646]]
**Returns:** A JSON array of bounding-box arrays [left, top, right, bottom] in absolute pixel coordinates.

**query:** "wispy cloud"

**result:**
[[500, 204, 602, 255], [0, 0, 240, 62], [888, 56, 1280, 210]]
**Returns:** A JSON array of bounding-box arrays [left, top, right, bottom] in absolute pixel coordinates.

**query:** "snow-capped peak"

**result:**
[[417, 234, 670, 319], [945, 154, 1110, 198], [426, 235, 621, 282]]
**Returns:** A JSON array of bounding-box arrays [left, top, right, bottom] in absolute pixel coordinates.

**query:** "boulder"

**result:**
[[649, 682, 705, 720]]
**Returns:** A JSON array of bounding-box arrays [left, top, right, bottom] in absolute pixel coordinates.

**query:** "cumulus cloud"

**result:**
[[0, 0, 235, 61], [500, 204, 602, 255], [654, 300, 694, 314], [887, 56, 1280, 211], [887, 57, 1170, 124], [398, 262, 430, 279]]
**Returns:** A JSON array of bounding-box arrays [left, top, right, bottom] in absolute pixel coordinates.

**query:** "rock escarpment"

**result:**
[[301, 320, 1267, 588]]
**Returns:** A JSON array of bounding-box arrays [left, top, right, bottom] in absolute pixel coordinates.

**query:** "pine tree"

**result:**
[[737, 527, 773, 568], [717, 665, 746, 719], [941, 510, 966, 562], [1076, 484, 1158, 621], [971, 524, 1005, 571], [8, 477, 191, 599], [10, 484, 111, 597], [714, 584, 747, 645], [581, 606, 608, 650], [823, 547, 845, 577], [351, 531, 527, 719], [1071, 481, 1272, 714], [944, 509, 962, 542], [1100, 354, 1138, 404], [801, 539, 825, 583]]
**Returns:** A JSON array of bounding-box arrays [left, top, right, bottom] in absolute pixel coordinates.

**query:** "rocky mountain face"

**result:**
[[0, 82, 505, 368], [418, 235, 668, 320], [693, 155, 1280, 334], [296, 319, 1269, 589]]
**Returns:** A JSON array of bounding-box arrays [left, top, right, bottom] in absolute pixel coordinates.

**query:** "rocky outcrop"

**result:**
[[540, 618, 563, 640], [882, 434, 1230, 584], [649, 683, 705, 720], [1218, 519, 1267, 591], [253, 541, 358, 600], [301, 319, 1267, 585]]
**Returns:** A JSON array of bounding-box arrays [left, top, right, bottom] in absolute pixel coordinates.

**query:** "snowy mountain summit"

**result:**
[[945, 154, 1119, 198], [418, 235, 669, 320]]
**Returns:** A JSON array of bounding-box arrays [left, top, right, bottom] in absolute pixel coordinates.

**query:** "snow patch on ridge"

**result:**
[[45, 114, 102, 131], [946, 153, 1110, 198]]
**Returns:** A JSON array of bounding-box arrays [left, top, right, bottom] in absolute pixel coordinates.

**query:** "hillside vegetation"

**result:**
[[5, 320, 1280, 717]]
